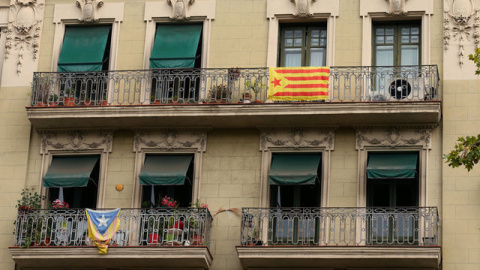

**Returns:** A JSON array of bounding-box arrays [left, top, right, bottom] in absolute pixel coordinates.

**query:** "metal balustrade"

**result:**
[[13, 208, 212, 247], [30, 65, 439, 106], [240, 207, 439, 246]]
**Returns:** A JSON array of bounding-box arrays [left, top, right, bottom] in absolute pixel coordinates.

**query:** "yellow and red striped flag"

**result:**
[[86, 208, 121, 254], [268, 67, 330, 101]]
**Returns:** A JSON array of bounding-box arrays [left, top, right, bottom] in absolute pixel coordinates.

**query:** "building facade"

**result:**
[[0, 0, 477, 269]]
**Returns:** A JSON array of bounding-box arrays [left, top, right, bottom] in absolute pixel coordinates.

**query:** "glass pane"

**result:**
[[285, 38, 293, 47], [294, 38, 302, 46], [376, 28, 385, 35], [401, 36, 410, 43], [401, 27, 410, 35], [310, 48, 326, 66], [311, 37, 319, 46], [284, 48, 302, 67], [311, 30, 320, 37], [411, 35, 419, 43], [385, 28, 394, 35], [401, 45, 419, 65], [411, 27, 419, 35], [320, 30, 327, 37], [285, 30, 293, 38], [385, 36, 394, 44], [319, 38, 327, 46], [375, 45, 394, 66], [376, 36, 385, 44], [294, 30, 303, 37]]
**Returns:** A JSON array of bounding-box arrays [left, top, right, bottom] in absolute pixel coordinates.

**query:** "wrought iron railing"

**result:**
[[13, 208, 212, 248], [240, 207, 439, 246], [30, 65, 439, 106]]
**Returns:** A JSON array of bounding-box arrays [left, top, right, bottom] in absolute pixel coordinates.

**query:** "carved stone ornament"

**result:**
[[39, 129, 114, 154], [355, 127, 432, 150], [134, 129, 207, 152], [444, 0, 480, 66], [260, 128, 335, 151], [386, 0, 408, 15], [290, 0, 317, 17], [76, 0, 104, 22], [5, 0, 44, 74], [167, 0, 195, 20]]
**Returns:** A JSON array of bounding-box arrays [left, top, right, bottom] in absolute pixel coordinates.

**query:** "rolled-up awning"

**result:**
[[139, 155, 193, 185], [43, 156, 99, 188], [367, 152, 418, 179], [269, 154, 322, 185], [150, 24, 202, 68], [58, 26, 111, 72]]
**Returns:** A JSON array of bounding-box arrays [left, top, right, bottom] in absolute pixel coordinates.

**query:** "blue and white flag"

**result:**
[[86, 208, 121, 254]]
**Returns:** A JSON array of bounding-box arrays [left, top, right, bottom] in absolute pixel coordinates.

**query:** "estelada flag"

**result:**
[[268, 67, 330, 101], [86, 208, 121, 254]]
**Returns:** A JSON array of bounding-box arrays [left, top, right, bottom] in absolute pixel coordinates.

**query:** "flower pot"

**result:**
[[101, 101, 108, 106], [40, 237, 51, 246], [191, 235, 203, 245], [83, 100, 92, 106], [173, 221, 184, 230], [36, 102, 47, 107], [148, 233, 159, 244], [64, 97, 76, 106]]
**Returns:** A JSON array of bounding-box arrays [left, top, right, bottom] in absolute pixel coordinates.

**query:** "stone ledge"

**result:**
[[236, 246, 441, 269], [10, 246, 212, 269], [26, 102, 442, 129]]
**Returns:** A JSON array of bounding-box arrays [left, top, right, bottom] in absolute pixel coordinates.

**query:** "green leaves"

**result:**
[[444, 134, 480, 171], [468, 48, 480, 75]]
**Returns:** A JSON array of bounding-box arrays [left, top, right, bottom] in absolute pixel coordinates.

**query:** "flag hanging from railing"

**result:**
[[268, 67, 330, 101], [86, 208, 121, 254]]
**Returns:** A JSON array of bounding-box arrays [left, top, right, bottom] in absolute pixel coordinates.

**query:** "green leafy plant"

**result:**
[[444, 135, 480, 171], [16, 188, 44, 212], [209, 84, 229, 102], [468, 48, 480, 75]]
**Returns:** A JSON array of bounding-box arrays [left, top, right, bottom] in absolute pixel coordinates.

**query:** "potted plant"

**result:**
[[83, 98, 92, 106], [189, 200, 209, 245], [15, 188, 45, 248], [63, 89, 76, 106], [245, 78, 265, 103], [228, 67, 241, 81], [209, 84, 230, 103], [151, 95, 160, 105], [48, 94, 58, 106]]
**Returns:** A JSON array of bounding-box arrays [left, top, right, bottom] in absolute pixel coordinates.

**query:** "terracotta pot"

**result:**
[[64, 97, 76, 106], [36, 102, 47, 107], [191, 235, 203, 245]]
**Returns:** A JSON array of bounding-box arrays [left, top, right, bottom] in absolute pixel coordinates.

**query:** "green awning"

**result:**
[[367, 153, 418, 179], [43, 156, 99, 188], [58, 26, 111, 72], [150, 24, 202, 68], [139, 155, 193, 185], [269, 154, 322, 185]]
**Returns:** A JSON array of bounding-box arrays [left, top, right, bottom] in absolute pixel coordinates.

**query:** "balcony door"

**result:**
[[366, 152, 419, 245], [268, 154, 322, 245]]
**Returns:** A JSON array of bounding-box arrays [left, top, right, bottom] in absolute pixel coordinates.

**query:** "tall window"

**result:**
[[373, 22, 421, 66], [279, 25, 327, 67], [140, 155, 194, 208]]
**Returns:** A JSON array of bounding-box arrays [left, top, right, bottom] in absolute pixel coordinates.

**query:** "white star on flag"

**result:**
[[97, 214, 110, 227]]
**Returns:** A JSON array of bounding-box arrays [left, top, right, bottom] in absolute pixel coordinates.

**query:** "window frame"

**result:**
[[278, 24, 328, 67], [372, 21, 422, 66]]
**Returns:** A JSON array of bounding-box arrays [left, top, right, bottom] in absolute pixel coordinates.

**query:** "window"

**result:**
[[279, 25, 327, 67], [150, 24, 203, 103], [366, 152, 419, 245], [373, 22, 421, 66], [44, 155, 101, 208], [139, 155, 194, 208], [268, 154, 322, 244], [57, 25, 112, 105]]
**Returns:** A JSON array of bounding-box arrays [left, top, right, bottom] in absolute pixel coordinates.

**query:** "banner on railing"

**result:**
[[268, 67, 330, 101], [86, 208, 121, 254]]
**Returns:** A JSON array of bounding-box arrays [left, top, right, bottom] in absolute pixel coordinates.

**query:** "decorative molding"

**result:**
[[355, 127, 432, 150], [385, 0, 408, 15], [444, 0, 480, 66], [260, 128, 335, 151], [166, 0, 196, 20], [290, 0, 317, 17], [5, 0, 44, 74], [38, 129, 114, 154], [134, 129, 207, 152], [76, 0, 104, 22]]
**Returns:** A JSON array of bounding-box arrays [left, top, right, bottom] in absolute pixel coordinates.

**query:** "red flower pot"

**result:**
[[173, 221, 184, 230], [148, 233, 159, 244]]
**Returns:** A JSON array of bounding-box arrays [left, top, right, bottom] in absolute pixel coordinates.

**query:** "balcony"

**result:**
[[236, 207, 441, 269], [26, 66, 442, 129], [9, 208, 213, 269]]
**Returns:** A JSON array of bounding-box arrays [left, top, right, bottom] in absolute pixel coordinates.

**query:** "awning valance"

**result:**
[[367, 152, 418, 179], [58, 26, 111, 72], [139, 155, 193, 185], [150, 24, 202, 68], [43, 156, 99, 188], [269, 154, 322, 185]]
